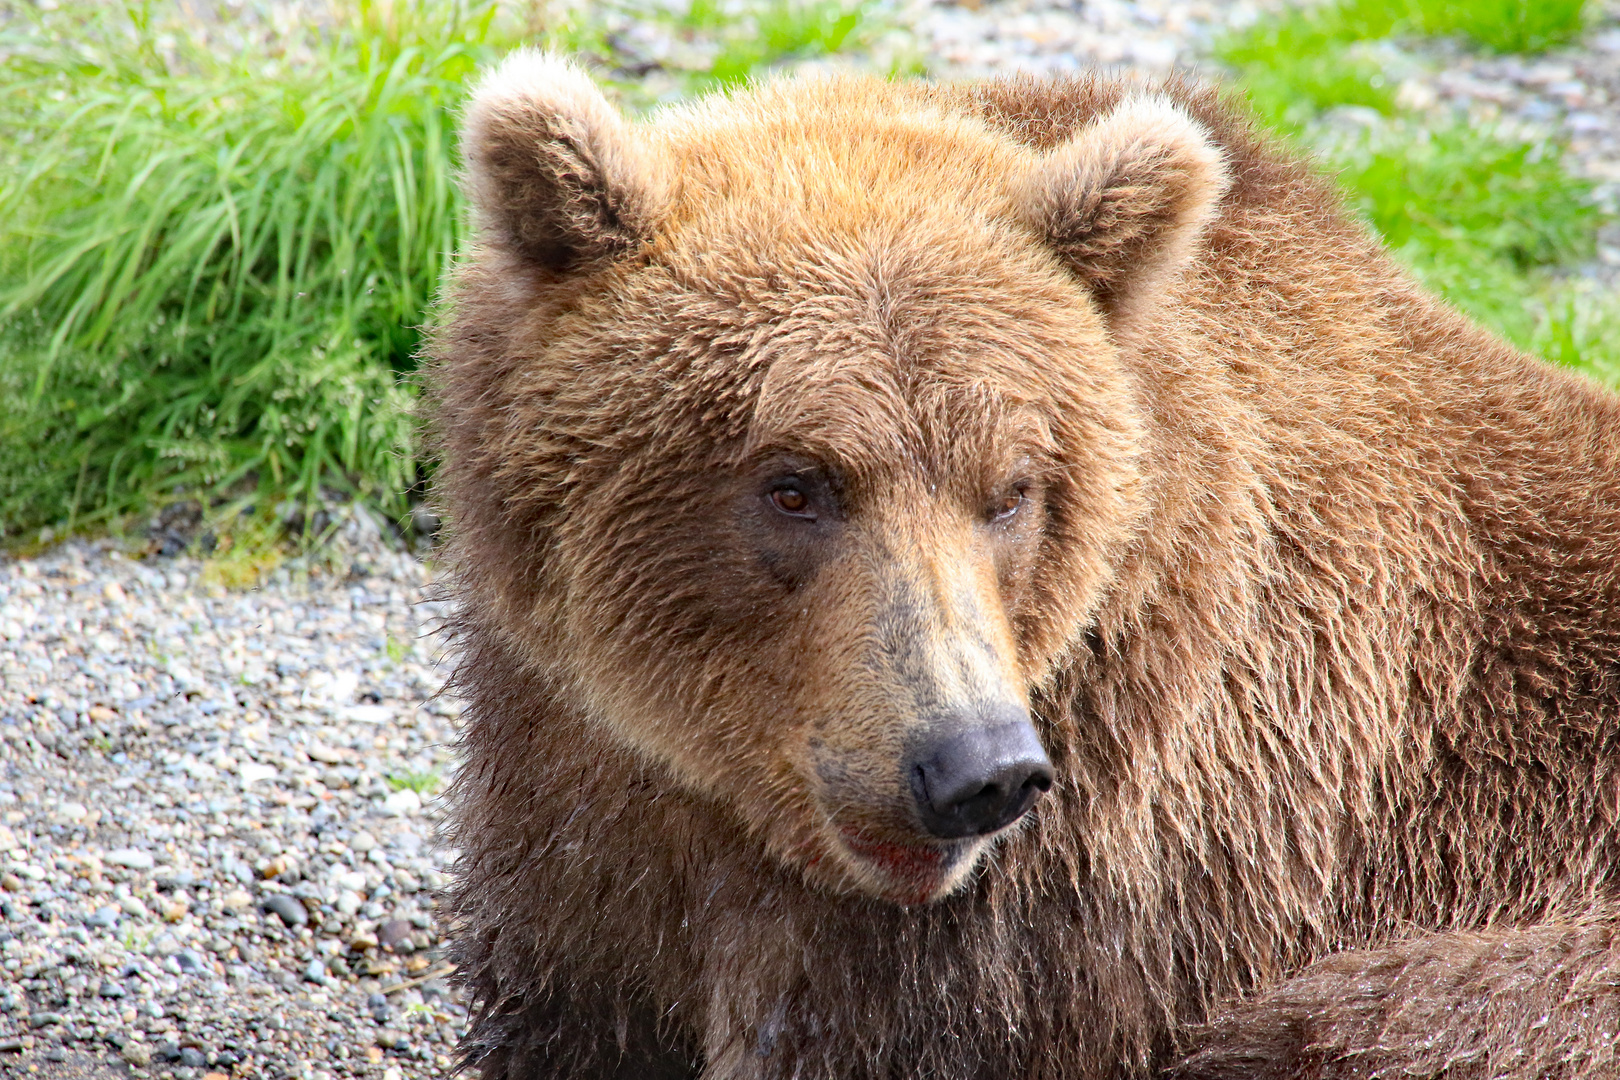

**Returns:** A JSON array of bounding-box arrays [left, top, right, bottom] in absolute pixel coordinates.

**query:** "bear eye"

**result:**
[[990, 486, 1027, 523], [771, 486, 813, 518]]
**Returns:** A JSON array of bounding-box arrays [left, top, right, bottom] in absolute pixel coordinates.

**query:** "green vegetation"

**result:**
[[386, 767, 443, 795], [1217, 0, 1616, 386], [0, 0, 879, 545], [0, 0, 493, 540]]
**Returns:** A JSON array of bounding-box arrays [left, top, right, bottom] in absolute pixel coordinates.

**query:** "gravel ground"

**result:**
[[3, 2, 1619, 1078], [1, 512, 462, 1080]]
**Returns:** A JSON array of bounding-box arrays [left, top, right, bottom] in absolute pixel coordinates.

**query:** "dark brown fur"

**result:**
[[427, 59, 1620, 1080]]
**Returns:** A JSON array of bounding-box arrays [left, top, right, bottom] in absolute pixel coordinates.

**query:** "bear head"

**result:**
[[441, 53, 1229, 905]]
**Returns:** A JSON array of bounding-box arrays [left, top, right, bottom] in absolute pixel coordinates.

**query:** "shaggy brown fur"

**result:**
[[427, 53, 1620, 1080]]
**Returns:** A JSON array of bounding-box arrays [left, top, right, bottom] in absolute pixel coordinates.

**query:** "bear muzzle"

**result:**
[[904, 709, 1054, 839]]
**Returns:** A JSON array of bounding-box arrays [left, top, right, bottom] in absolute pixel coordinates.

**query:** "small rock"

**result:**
[[29, 1012, 62, 1028], [99, 979, 127, 998], [382, 788, 421, 816], [262, 893, 308, 928], [378, 919, 414, 950], [118, 895, 148, 919], [121, 1042, 153, 1067], [349, 831, 378, 854], [238, 762, 278, 785], [106, 848, 155, 871], [175, 950, 204, 973], [179, 1046, 207, 1067], [86, 905, 120, 929], [336, 889, 363, 916], [45, 1046, 67, 1063], [303, 958, 328, 984], [221, 888, 254, 913]]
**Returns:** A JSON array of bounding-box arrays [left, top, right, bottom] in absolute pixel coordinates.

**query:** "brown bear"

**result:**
[[427, 51, 1620, 1080]]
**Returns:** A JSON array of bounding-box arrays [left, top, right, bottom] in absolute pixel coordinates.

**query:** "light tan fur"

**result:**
[[428, 58, 1620, 1080]]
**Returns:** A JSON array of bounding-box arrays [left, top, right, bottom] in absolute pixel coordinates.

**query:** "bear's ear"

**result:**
[[460, 51, 669, 272], [1013, 95, 1229, 323]]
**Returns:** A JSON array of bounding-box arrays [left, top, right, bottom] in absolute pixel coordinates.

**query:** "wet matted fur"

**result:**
[[427, 56, 1620, 1080]]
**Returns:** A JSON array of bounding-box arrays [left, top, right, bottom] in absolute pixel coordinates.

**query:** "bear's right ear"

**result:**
[[460, 51, 669, 272], [1013, 94, 1229, 325]]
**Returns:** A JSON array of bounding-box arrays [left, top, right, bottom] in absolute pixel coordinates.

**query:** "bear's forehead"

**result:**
[[651, 79, 1033, 242]]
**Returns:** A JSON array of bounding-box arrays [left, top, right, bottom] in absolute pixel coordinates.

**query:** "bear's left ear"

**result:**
[[460, 51, 670, 272], [1013, 95, 1229, 324]]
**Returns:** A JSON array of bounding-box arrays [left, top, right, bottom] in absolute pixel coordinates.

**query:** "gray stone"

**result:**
[[262, 893, 307, 928], [85, 905, 120, 929]]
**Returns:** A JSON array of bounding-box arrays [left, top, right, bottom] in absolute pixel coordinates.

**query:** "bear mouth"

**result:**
[[836, 825, 968, 904]]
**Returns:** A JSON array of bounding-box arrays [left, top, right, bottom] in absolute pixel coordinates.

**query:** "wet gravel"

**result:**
[[3, 1, 1619, 1077]]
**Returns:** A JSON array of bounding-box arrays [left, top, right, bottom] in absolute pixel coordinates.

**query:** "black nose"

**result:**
[[905, 711, 1054, 839]]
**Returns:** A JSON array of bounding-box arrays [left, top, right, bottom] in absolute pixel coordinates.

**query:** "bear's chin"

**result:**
[[813, 825, 985, 906]]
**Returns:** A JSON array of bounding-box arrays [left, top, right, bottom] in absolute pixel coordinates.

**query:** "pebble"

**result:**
[[377, 919, 414, 951], [86, 905, 120, 929], [107, 847, 155, 870], [261, 892, 309, 928]]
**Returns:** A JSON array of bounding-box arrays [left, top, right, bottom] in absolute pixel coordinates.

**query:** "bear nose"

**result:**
[[906, 711, 1054, 839]]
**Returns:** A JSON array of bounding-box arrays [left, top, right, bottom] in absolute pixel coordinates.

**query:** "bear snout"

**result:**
[[904, 709, 1054, 839]]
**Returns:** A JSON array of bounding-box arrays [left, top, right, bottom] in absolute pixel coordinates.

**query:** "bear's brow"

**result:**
[[745, 366, 1053, 494]]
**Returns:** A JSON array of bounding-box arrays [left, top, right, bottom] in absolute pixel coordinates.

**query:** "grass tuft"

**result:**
[[0, 0, 506, 539], [386, 768, 443, 794]]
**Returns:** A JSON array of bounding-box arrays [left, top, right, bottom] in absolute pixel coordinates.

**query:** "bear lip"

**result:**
[[836, 825, 965, 905]]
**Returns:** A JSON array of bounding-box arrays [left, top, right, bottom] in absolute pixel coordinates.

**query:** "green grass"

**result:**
[[0, 0, 497, 540], [1218, 10, 1398, 127], [1231, 0, 1591, 57], [700, 0, 866, 88], [1371, 0, 1588, 53], [0, 0, 883, 544], [1216, 0, 1616, 386], [386, 768, 443, 795]]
